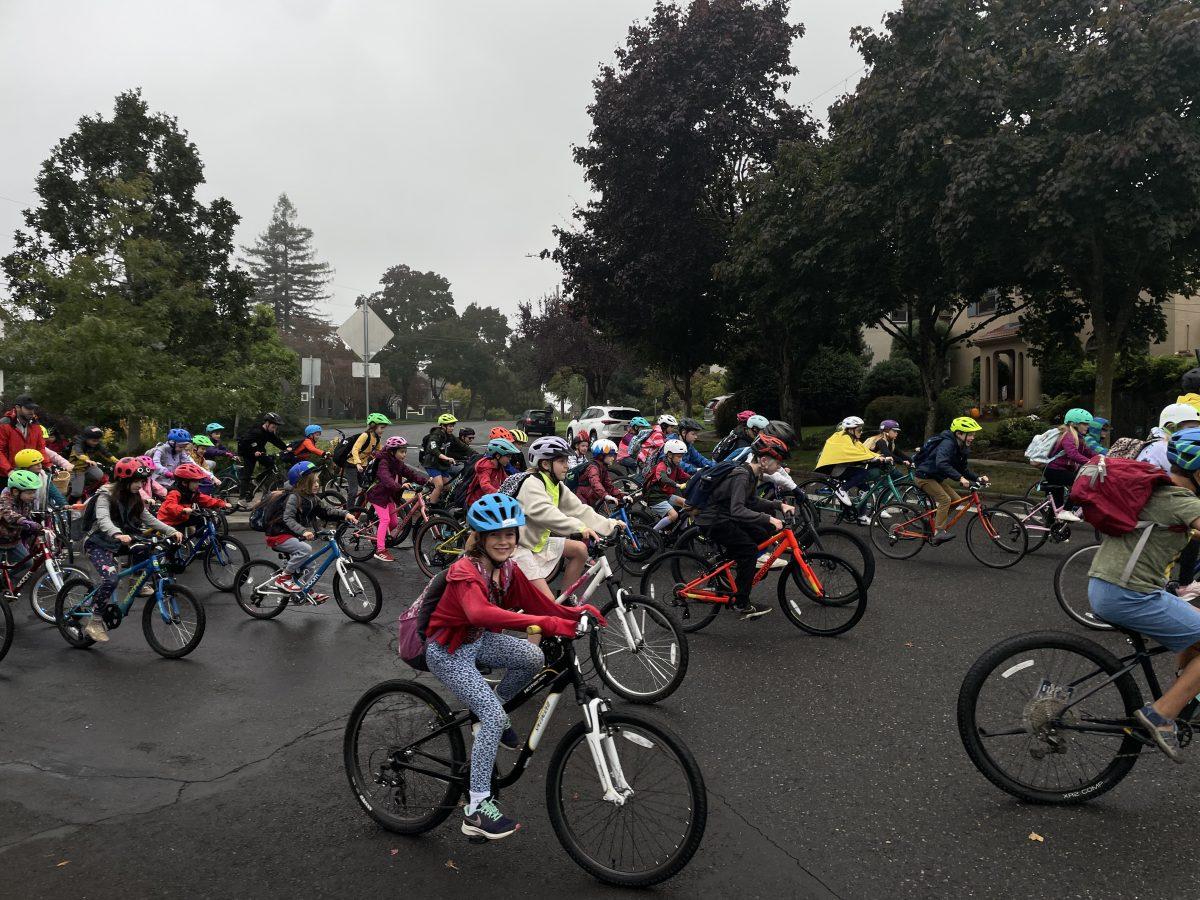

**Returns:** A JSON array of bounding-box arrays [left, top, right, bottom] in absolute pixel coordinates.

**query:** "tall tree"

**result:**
[[516, 290, 629, 405], [551, 0, 813, 413], [241, 193, 332, 332], [423, 303, 513, 417], [368, 264, 458, 411]]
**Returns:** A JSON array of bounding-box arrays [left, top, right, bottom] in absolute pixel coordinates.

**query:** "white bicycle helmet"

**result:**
[[1159, 402, 1199, 431], [746, 414, 769, 430], [663, 438, 687, 455], [527, 435, 571, 462], [839, 415, 865, 431], [658, 414, 678, 427]]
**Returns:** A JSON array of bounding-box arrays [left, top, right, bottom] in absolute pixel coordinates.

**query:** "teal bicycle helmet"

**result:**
[[1168, 427, 1200, 471], [205, 422, 225, 433], [467, 493, 525, 532], [1063, 408, 1093, 426], [630, 417, 650, 429], [487, 438, 519, 457]]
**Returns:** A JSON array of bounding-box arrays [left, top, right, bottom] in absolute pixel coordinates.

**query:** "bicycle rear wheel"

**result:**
[[869, 502, 928, 559], [338, 512, 380, 563], [546, 709, 706, 887], [966, 507, 1028, 569], [1054, 543, 1110, 630], [612, 519, 662, 577], [994, 500, 1051, 553], [957, 630, 1142, 804], [592, 594, 688, 703], [30, 565, 89, 624], [343, 680, 465, 834], [638, 550, 723, 633], [414, 515, 466, 579], [232, 560, 288, 619], [778, 552, 866, 635], [142, 583, 206, 658], [0, 595, 12, 663], [54, 577, 98, 648], [202, 536, 249, 592], [795, 477, 844, 525], [802, 526, 875, 589]]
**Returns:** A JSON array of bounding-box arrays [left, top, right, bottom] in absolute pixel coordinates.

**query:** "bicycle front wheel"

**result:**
[[142, 583, 206, 658], [546, 709, 706, 887], [1054, 543, 1110, 630], [414, 515, 466, 579], [870, 502, 928, 560], [957, 630, 1142, 804], [31, 565, 89, 624], [333, 562, 383, 622], [638, 550, 723, 633], [344, 680, 466, 834], [0, 594, 12, 663], [778, 552, 867, 636], [202, 536, 249, 592], [966, 507, 1028, 569], [592, 594, 688, 704], [803, 526, 875, 589]]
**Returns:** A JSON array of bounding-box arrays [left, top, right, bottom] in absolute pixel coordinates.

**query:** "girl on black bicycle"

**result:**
[[425, 493, 605, 841]]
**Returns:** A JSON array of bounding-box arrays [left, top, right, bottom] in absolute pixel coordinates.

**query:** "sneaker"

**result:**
[[834, 488, 853, 506], [733, 602, 772, 619], [500, 725, 522, 751], [1135, 704, 1184, 763], [373, 550, 396, 562], [83, 615, 110, 643], [856, 514, 871, 526], [273, 573, 300, 593], [462, 798, 520, 840], [1056, 509, 1082, 523], [929, 532, 956, 546], [138, 582, 156, 597], [756, 554, 789, 571]]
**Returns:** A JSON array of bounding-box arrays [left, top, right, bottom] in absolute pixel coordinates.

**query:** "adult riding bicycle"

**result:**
[[55, 538, 206, 658], [343, 612, 706, 887]]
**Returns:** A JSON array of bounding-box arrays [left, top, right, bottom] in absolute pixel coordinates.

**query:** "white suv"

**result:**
[[567, 406, 641, 443]]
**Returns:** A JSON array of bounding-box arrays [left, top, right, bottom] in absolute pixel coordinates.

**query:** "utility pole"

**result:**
[[363, 300, 370, 415]]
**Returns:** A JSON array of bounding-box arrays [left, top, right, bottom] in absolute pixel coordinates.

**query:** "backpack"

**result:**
[[1107, 437, 1151, 461], [249, 489, 289, 532], [1024, 427, 1066, 466], [563, 459, 592, 491], [420, 431, 442, 469], [277, 438, 305, 467], [637, 448, 662, 481], [445, 453, 485, 510], [397, 570, 451, 671], [75, 490, 102, 538], [680, 460, 740, 510], [625, 429, 651, 460], [330, 432, 363, 467], [913, 434, 949, 469], [1071, 456, 1175, 537], [499, 470, 535, 498], [712, 431, 739, 462]]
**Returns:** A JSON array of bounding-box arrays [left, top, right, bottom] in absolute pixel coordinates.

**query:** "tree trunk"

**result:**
[[125, 415, 142, 453], [1091, 319, 1118, 423], [677, 370, 693, 415]]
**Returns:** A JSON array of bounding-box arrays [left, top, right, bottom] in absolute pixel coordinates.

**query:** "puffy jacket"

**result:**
[[0, 487, 37, 547], [915, 431, 979, 483], [815, 431, 877, 471], [466, 457, 507, 507], [365, 453, 428, 506], [679, 443, 714, 475], [150, 442, 193, 485], [1082, 431, 1108, 457], [0, 409, 47, 477], [156, 487, 226, 527]]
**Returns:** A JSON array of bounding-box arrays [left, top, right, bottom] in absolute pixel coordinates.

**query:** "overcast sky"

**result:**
[[0, 0, 896, 325]]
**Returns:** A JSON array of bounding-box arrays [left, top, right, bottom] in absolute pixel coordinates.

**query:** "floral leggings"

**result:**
[[84, 539, 121, 607], [425, 631, 544, 795]]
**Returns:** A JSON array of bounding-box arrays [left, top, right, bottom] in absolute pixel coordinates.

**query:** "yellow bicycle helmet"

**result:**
[[14, 449, 45, 468], [511, 429, 528, 443], [436, 413, 458, 426], [950, 416, 982, 433]]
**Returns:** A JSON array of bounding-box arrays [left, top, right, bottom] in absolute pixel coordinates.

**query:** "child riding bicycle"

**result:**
[[265, 461, 358, 598], [365, 436, 428, 563], [913, 416, 989, 546]]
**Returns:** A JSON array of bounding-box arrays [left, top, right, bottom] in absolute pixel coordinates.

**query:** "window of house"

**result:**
[[968, 293, 998, 317], [887, 308, 909, 324]]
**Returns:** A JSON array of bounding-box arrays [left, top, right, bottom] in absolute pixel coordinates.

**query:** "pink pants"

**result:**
[[372, 501, 398, 551]]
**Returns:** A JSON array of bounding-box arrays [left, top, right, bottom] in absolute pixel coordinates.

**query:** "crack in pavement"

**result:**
[[707, 788, 844, 900], [0, 713, 347, 856]]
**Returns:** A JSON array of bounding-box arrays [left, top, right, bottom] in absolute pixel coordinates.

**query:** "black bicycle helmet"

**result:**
[[81, 425, 103, 440], [679, 417, 703, 432], [263, 412, 284, 425], [765, 419, 796, 448]]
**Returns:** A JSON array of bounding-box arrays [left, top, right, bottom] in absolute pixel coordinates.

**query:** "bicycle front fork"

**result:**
[[582, 697, 632, 805]]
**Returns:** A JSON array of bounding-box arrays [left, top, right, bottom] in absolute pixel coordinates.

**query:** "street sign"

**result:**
[[300, 391, 309, 403], [352, 362, 381, 379], [337, 305, 393, 362], [301, 357, 321, 387]]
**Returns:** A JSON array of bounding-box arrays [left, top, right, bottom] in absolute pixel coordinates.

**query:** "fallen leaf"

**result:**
[[56, 861, 70, 868], [445, 859, 460, 872], [904, 642, 914, 648], [389, 849, 399, 857], [1028, 832, 1044, 843]]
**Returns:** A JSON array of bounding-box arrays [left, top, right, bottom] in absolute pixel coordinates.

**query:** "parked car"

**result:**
[[567, 406, 641, 443], [516, 409, 556, 437], [704, 394, 735, 424]]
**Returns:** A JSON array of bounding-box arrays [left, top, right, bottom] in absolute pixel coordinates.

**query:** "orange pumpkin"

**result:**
[[970, 406, 981, 418]]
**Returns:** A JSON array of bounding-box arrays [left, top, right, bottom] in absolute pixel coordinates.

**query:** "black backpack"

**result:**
[[75, 490, 103, 537], [913, 434, 949, 469], [330, 432, 364, 467], [446, 453, 485, 509], [278, 438, 305, 467], [680, 460, 740, 510], [563, 459, 593, 491], [249, 489, 289, 532]]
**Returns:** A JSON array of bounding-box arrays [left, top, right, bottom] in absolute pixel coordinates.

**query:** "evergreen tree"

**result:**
[[241, 193, 332, 332]]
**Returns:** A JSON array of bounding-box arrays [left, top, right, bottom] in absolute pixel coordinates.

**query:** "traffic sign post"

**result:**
[[301, 357, 322, 426], [338, 305, 393, 416]]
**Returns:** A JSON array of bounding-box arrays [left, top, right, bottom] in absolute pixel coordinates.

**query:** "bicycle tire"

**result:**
[[994, 500, 1051, 553], [957, 630, 1142, 804], [778, 552, 867, 636], [0, 594, 12, 663], [965, 507, 1028, 569], [333, 562, 384, 623], [338, 513, 380, 563], [232, 560, 289, 619], [202, 536, 249, 592], [1053, 543, 1111, 631], [804, 526, 875, 589], [413, 515, 466, 579], [592, 594, 688, 703], [638, 550, 723, 633], [142, 582, 206, 659], [54, 577, 97, 648], [30, 564, 90, 624], [546, 708, 706, 887], [869, 502, 928, 559], [613, 520, 661, 577], [795, 477, 845, 523], [343, 680, 466, 835]]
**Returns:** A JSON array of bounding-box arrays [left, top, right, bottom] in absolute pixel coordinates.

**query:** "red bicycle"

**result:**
[[637, 517, 867, 635], [2, 523, 90, 625], [336, 484, 431, 562]]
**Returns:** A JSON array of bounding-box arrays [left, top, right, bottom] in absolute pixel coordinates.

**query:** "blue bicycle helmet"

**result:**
[[167, 428, 191, 444], [466, 493, 526, 532], [205, 422, 224, 433], [304, 424, 323, 437], [1167, 427, 1200, 471], [288, 461, 317, 485], [630, 416, 650, 429], [487, 438, 519, 457]]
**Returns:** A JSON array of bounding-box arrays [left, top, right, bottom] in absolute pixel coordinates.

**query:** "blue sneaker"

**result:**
[[500, 725, 521, 751], [1135, 704, 1184, 763], [462, 798, 520, 840]]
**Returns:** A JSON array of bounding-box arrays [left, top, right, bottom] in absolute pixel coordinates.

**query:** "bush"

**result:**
[[484, 407, 510, 420], [861, 358, 922, 403], [863, 395, 930, 440], [935, 385, 976, 426], [993, 416, 1045, 450], [800, 348, 868, 422], [1034, 393, 1075, 424]]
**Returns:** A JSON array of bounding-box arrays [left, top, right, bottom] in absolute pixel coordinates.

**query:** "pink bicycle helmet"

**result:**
[[384, 435, 408, 450], [736, 409, 756, 423]]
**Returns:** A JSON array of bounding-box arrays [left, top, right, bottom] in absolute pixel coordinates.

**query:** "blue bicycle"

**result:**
[[232, 525, 383, 622], [171, 509, 249, 592], [604, 496, 661, 576], [55, 539, 206, 658]]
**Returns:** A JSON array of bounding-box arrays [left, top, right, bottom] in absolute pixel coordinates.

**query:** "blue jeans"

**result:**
[[1089, 577, 1200, 651]]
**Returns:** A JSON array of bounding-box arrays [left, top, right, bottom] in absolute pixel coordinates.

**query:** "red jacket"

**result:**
[[466, 457, 507, 507], [574, 459, 624, 508], [157, 488, 226, 527], [426, 557, 582, 654], [295, 437, 325, 460], [0, 408, 46, 477]]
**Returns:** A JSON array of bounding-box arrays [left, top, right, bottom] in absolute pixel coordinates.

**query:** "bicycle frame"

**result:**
[[555, 548, 655, 656], [890, 491, 991, 538], [1009, 491, 1065, 536], [173, 516, 232, 569], [606, 505, 642, 551], [72, 547, 176, 625], [677, 527, 823, 605], [0, 534, 56, 596]]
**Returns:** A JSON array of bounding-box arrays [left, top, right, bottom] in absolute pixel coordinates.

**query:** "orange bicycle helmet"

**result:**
[[489, 426, 515, 442], [752, 434, 789, 460]]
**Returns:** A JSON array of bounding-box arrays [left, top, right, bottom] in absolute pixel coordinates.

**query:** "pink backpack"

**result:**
[[1071, 456, 1172, 536]]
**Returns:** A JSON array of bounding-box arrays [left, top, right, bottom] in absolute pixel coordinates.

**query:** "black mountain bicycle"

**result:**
[[958, 627, 1200, 804], [343, 615, 706, 887]]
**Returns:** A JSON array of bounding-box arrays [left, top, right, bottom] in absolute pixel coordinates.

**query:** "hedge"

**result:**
[[862, 395, 929, 441]]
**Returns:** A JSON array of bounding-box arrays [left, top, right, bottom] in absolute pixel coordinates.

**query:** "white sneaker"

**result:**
[[1056, 509, 1082, 523], [757, 554, 788, 570], [84, 615, 110, 643], [834, 488, 853, 506]]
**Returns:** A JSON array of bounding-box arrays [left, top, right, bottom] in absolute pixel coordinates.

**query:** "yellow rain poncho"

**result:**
[[815, 430, 877, 472]]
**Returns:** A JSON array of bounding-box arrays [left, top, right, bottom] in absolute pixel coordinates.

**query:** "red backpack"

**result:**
[[1070, 456, 1173, 536]]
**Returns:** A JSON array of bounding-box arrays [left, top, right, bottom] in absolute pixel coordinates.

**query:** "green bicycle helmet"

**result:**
[[366, 413, 391, 426], [1063, 408, 1093, 426], [7, 469, 41, 491], [436, 412, 457, 426], [192, 435, 214, 448], [1168, 427, 1200, 471]]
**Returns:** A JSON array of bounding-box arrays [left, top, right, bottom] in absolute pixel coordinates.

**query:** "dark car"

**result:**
[[516, 409, 556, 437]]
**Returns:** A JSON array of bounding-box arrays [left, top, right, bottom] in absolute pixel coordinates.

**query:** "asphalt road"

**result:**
[[2, 519, 1199, 898]]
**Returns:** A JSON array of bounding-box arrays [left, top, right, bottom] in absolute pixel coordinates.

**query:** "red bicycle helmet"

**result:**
[[489, 426, 515, 442], [173, 462, 209, 481], [114, 457, 151, 480], [752, 434, 789, 460], [736, 409, 757, 423]]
